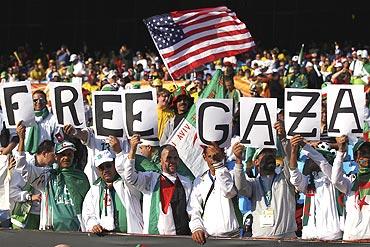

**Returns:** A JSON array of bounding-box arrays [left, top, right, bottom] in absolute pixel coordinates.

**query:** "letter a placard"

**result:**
[[285, 88, 321, 140], [196, 99, 232, 148], [49, 82, 86, 128], [0, 81, 35, 128], [240, 97, 277, 148], [327, 85, 365, 137]]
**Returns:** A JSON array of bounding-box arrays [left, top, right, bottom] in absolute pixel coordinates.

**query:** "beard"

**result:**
[[259, 155, 276, 175]]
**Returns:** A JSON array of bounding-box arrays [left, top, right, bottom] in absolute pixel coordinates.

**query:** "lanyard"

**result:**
[[258, 174, 276, 208], [208, 170, 215, 183]]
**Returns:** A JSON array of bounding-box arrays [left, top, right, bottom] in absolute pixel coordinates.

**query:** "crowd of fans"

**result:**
[[0, 41, 370, 243]]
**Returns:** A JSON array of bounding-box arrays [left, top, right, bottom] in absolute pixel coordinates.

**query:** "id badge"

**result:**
[[260, 208, 274, 227]]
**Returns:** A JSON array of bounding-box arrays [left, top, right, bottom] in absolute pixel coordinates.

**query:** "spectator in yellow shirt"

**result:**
[[157, 88, 174, 139]]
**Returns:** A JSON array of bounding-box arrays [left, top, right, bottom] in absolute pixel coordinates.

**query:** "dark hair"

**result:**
[[355, 143, 370, 159], [157, 88, 171, 97], [36, 140, 54, 155], [33, 89, 47, 99], [160, 144, 178, 156]]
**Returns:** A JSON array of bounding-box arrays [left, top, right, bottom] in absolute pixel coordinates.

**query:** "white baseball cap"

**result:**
[[95, 150, 115, 168], [139, 138, 160, 147], [305, 61, 313, 68], [69, 54, 78, 62]]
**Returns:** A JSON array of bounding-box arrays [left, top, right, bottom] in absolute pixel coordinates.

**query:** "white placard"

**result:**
[[0, 81, 35, 128], [71, 77, 83, 84], [92, 91, 125, 138], [196, 99, 233, 148], [122, 88, 158, 138], [49, 82, 86, 128], [240, 97, 277, 148], [327, 85, 365, 137], [285, 88, 321, 140]]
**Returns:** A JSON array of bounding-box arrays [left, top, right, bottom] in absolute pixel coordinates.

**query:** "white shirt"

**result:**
[[289, 144, 342, 240], [332, 151, 370, 240], [119, 156, 192, 235], [187, 167, 239, 237], [82, 155, 143, 233]]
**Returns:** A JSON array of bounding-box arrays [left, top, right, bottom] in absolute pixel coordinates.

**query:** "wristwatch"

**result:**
[[26, 193, 32, 202]]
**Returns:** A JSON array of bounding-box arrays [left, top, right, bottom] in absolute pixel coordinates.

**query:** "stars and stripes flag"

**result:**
[[143, 6, 256, 79]]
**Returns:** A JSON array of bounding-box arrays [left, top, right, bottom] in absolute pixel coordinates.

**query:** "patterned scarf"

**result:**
[[351, 167, 370, 199]]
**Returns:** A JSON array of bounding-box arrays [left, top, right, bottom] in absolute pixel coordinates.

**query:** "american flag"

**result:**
[[143, 6, 255, 79]]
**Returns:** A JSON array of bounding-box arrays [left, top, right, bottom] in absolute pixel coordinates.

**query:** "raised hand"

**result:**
[[336, 135, 348, 153], [16, 121, 26, 140], [107, 136, 122, 154], [128, 134, 141, 159], [63, 124, 77, 136], [274, 121, 286, 140], [232, 142, 245, 164]]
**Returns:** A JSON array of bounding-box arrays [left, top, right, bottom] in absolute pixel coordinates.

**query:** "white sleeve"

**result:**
[[331, 151, 352, 194], [187, 178, 205, 233], [81, 127, 94, 148], [215, 166, 237, 199], [289, 168, 308, 193], [115, 153, 155, 193], [14, 151, 50, 192], [9, 172, 28, 202], [234, 163, 253, 198], [82, 189, 99, 232]]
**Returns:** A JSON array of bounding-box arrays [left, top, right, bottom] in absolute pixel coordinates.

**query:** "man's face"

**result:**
[[255, 149, 276, 175], [160, 148, 179, 174], [139, 145, 152, 159], [41, 151, 56, 167], [203, 146, 225, 168], [224, 80, 234, 92], [56, 149, 74, 169], [157, 93, 170, 107], [175, 96, 189, 113], [98, 161, 117, 183], [33, 92, 47, 111], [356, 145, 370, 169]]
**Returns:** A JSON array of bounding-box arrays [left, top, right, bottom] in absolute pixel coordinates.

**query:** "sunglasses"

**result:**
[[98, 162, 113, 171], [33, 98, 46, 104], [358, 158, 369, 167]]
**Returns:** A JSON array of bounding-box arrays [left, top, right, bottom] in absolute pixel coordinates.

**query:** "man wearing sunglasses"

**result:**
[[332, 136, 370, 240], [82, 149, 143, 234], [25, 90, 61, 154]]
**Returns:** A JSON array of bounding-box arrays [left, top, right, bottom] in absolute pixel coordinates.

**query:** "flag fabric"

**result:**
[[144, 6, 255, 79], [166, 69, 225, 176]]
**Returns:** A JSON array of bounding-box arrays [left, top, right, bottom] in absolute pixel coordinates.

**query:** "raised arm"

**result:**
[[115, 134, 155, 193], [288, 135, 308, 192], [232, 142, 253, 198], [206, 144, 236, 198], [331, 136, 351, 194], [15, 121, 49, 191], [63, 124, 89, 144]]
